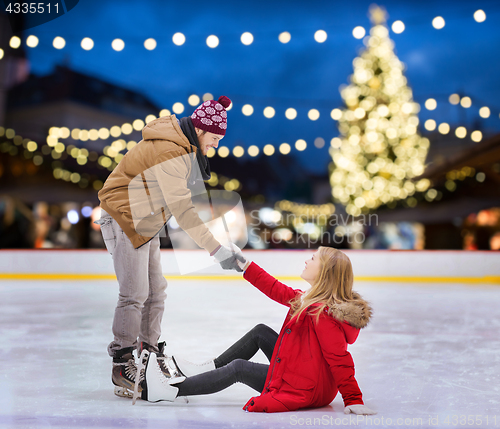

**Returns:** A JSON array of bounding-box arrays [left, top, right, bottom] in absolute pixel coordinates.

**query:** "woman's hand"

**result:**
[[344, 404, 377, 415], [236, 254, 251, 271]]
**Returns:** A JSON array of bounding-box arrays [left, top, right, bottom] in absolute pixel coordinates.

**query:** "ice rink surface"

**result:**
[[1, 275, 500, 429]]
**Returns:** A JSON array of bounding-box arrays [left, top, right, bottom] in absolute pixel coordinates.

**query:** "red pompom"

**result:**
[[217, 95, 231, 108]]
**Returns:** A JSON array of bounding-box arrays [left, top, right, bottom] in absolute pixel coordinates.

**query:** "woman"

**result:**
[[137, 247, 376, 415]]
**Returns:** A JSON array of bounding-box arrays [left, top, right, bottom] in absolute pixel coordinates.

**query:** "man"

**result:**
[[96, 95, 242, 398]]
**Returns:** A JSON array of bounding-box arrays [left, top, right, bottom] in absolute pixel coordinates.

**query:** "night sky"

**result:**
[[22, 0, 500, 173]]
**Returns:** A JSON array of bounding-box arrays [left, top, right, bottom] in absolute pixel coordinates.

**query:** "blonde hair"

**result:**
[[289, 247, 356, 323]]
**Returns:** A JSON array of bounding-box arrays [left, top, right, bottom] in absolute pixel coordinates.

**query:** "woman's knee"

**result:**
[[252, 323, 271, 336], [228, 359, 247, 381]]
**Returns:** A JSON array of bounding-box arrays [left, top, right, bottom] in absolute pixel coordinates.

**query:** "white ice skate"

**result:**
[[172, 355, 216, 377], [134, 351, 184, 403]]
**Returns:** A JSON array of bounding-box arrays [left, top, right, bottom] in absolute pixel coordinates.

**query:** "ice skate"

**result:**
[[140, 342, 185, 381], [140, 351, 182, 403], [112, 348, 142, 399], [172, 355, 216, 377]]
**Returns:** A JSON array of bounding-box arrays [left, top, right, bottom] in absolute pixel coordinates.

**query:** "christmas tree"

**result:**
[[330, 5, 430, 217]]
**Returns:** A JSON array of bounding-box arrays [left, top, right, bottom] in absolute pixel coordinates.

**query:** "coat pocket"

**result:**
[[99, 218, 117, 255], [281, 372, 316, 391]]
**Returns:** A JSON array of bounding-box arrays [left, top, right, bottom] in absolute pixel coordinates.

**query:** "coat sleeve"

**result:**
[[156, 155, 219, 253], [243, 262, 301, 307], [313, 315, 364, 407]]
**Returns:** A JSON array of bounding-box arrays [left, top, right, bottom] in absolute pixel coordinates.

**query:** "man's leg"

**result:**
[[139, 234, 168, 352], [107, 219, 151, 357]]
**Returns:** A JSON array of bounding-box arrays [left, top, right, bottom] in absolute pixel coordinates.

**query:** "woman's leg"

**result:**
[[214, 324, 278, 367], [176, 359, 269, 396], [214, 324, 279, 368]]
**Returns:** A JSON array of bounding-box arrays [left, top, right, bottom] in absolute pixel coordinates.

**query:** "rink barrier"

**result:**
[[0, 274, 499, 283], [0, 249, 499, 284]]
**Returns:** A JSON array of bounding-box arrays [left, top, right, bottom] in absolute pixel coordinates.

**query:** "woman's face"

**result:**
[[300, 250, 322, 285]]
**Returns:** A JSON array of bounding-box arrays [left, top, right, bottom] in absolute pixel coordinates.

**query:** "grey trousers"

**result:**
[[98, 210, 167, 357]]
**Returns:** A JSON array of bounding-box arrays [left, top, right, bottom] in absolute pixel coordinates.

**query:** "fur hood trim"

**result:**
[[327, 292, 372, 329]]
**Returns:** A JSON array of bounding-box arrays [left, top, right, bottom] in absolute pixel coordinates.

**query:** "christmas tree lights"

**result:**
[[330, 5, 431, 216]]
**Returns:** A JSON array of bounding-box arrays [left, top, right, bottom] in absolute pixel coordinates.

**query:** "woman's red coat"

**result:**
[[242, 262, 364, 413]]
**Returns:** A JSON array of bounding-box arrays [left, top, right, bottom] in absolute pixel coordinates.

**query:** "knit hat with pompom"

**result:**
[[190, 95, 231, 136]]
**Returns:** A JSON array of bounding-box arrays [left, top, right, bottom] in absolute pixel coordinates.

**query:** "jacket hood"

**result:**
[[142, 115, 191, 151], [328, 292, 372, 343]]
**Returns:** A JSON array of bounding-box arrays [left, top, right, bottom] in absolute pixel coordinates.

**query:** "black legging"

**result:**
[[176, 324, 278, 396]]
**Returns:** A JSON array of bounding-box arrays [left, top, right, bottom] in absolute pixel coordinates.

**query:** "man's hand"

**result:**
[[213, 244, 245, 272]]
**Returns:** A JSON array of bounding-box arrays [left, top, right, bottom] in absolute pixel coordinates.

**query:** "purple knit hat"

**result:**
[[190, 95, 231, 136]]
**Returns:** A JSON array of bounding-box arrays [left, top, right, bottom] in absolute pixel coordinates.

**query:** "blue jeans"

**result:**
[[177, 324, 278, 396]]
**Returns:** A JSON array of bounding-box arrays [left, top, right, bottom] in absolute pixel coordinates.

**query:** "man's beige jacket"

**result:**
[[98, 115, 219, 252]]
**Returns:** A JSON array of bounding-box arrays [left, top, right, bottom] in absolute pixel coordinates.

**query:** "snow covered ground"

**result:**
[[1, 272, 500, 429]]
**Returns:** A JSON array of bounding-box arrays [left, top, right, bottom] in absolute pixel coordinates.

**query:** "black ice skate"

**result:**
[[112, 347, 142, 399]]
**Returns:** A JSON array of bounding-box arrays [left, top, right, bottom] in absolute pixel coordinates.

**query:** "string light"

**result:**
[[218, 147, 229, 158], [248, 145, 259, 157], [263, 144, 275, 156], [331, 109, 342, 120], [278, 32, 291, 44], [295, 139, 307, 151], [188, 95, 200, 106], [13, 12, 493, 59], [81, 37, 94, 50], [391, 21, 405, 34], [275, 200, 336, 217], [242, 104, 254, 116], [0, 48, 3, 60], [479, 107, 490, 118], [352, 27, 366, 39], [285, 108, 297, 120], [241, 32, 254, 45], [112, 39, 125, 51], [206, 35, 219, 48], [438, 122, 450, 134], [172, 103, 184, 114], [425, 98, 437, 110], [144, 38, 157, 50], [455, 126, 467, 138], [279, 143, 291, 155], [172, 33, 186, 46], [471, 130, 482, 142], [432, 17, 445, 29], [474, 10, 486, 23], [26, 35, 39, 48], [314, 137, 325, 149], [424, 119, 436, 131], [9, 36, 21, 49], [233, 146, 244, 157], [460, 96, 472, 108], [53, 36, 65, 49], [308, 109, 320, 121], [314, 30, 327, 43], [263, 106, 275, 118], [449, 94, 460, 105]]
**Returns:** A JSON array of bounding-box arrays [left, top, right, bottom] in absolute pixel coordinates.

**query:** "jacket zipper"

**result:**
[[265, 324, 288, 392]]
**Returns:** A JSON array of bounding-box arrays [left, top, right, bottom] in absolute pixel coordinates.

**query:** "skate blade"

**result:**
[[132, 349, 149, 405], [114, 386, 133, 398]]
